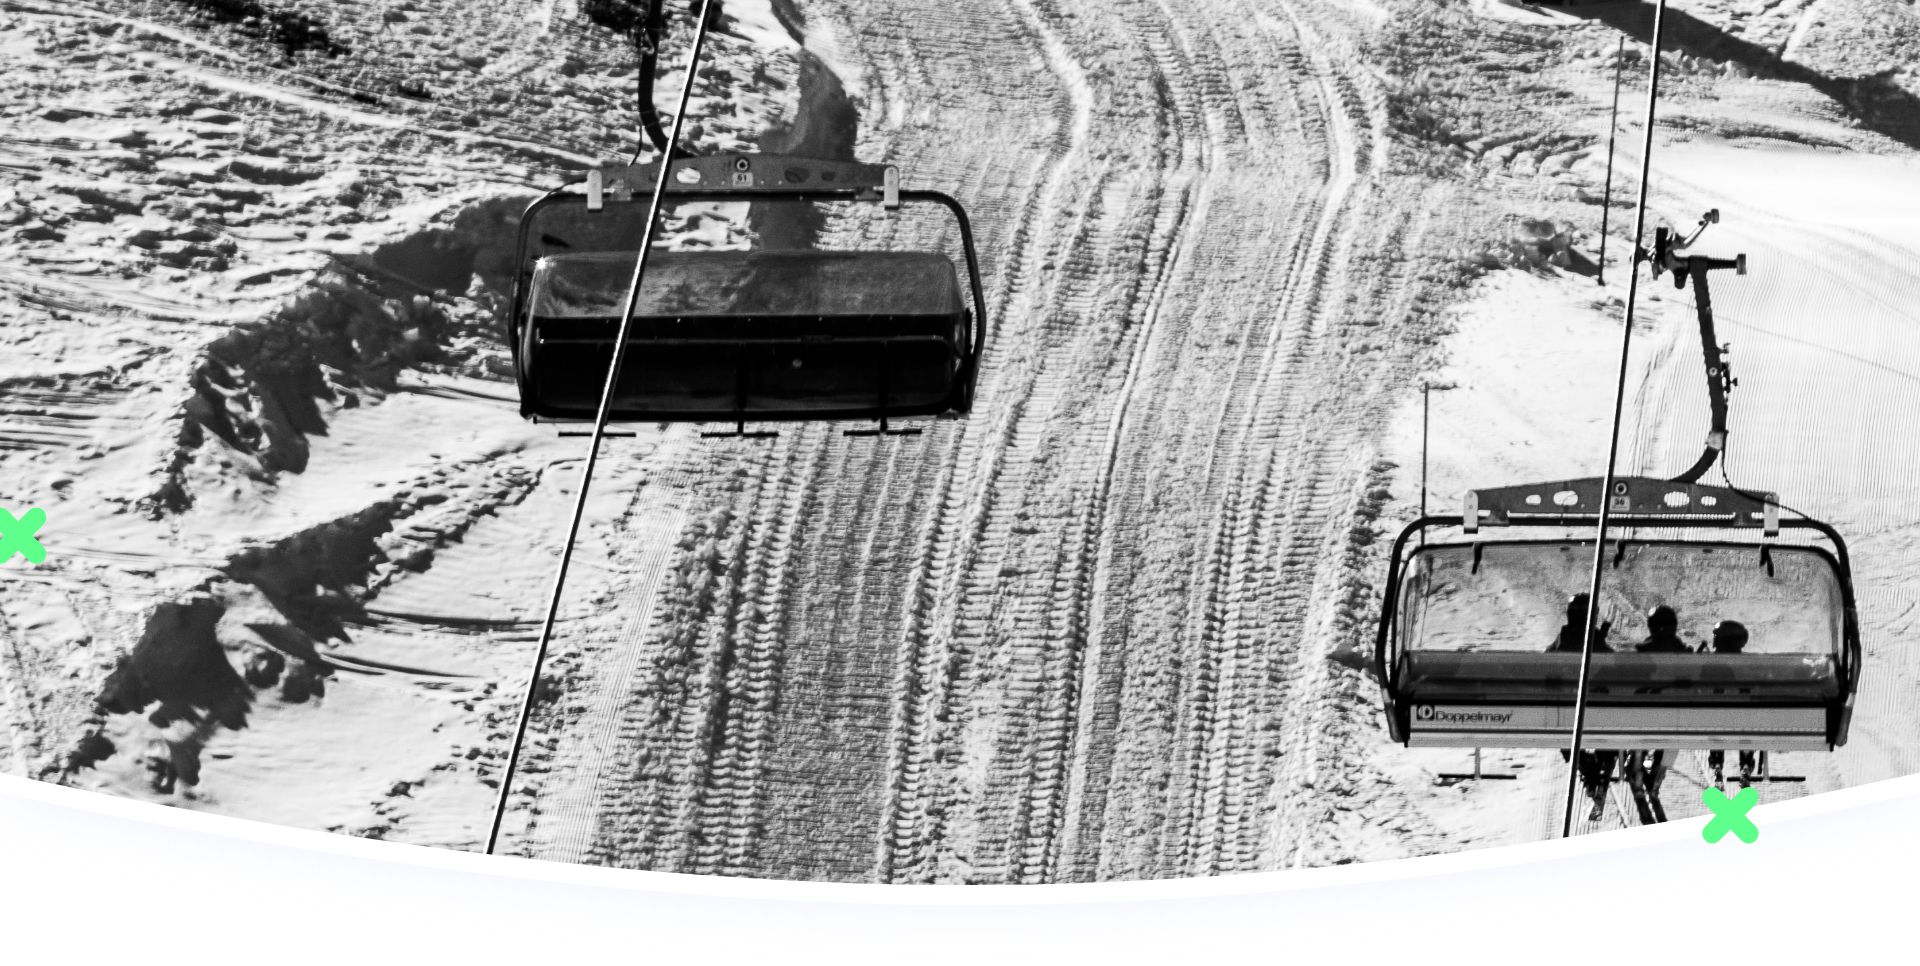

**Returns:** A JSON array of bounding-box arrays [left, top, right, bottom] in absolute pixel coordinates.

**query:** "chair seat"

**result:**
[[525, 341, 960, 420]]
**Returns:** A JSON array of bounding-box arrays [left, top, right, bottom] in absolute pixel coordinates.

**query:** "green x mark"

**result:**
[[1702, 785, 1760, 843], [0, 507, 47, 565]]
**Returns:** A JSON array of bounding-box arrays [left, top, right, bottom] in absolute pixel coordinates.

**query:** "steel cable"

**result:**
[[1562, 0, 1670, 839], [486, 0, 719, 856]]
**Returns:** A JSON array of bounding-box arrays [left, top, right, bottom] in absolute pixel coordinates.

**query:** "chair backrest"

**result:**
[[529, 250, 966, 322], [1393, 540, 1847, 659]]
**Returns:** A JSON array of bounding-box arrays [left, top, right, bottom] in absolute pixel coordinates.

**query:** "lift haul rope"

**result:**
[[486, 0, 720, 856], [1562, 0, 1670, 840]]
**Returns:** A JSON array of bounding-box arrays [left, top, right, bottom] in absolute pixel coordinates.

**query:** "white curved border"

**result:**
[[4, 774, 1910, 961]]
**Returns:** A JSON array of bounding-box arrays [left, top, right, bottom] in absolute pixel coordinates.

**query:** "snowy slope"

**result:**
[[2, 0, 1916, 881]]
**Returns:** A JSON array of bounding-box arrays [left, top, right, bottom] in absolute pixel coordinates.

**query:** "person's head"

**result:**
[[1566, 593, 1591, 626], [1712, 620, 1749, 653], [1647, 605, 1678, 635]]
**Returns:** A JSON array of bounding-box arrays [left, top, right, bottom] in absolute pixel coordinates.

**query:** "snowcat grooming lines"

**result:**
[[1371, 1, 1861, 838]]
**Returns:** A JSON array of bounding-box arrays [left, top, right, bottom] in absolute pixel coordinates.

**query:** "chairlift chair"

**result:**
[[1374, 477, 1861, 752], [507, 152, 988, 431], [1377, 207, 1860, 756]]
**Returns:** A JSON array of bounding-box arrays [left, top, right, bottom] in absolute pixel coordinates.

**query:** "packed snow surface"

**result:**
[[2, 0, 1917, 880]]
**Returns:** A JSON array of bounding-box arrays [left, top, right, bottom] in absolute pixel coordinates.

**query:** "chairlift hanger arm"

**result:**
[[631, 0, 722, 161], [635, 0, 672, 156], [1646, 211, 1748, 485]]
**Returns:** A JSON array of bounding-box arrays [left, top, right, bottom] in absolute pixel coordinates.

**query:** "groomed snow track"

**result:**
[[33, 0, 1912, 881], [565, 0, 1460, 882]]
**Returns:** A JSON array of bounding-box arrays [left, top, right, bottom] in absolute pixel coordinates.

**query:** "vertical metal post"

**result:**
[[1598, 36, 1626, 286], [1421, 384, 1430, 518], [1420, 383, 1430, 549], [1563, 0, 1668, 839]]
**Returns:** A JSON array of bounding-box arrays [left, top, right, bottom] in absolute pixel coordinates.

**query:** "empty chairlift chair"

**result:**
[[1374, 477, 1861, 752], [508, 153, 989, 428]]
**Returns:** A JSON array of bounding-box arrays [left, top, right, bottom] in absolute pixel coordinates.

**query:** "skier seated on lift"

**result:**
[[1700, 620, 1761, 785], [1622, 605, 1690, 801], [1635, 605, 1690, 653], [1548, 593, 1617, 820], [1546, 593, 1612, 653]]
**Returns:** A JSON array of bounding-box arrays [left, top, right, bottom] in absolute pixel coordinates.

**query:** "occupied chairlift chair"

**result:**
[[507, 153, 989, 436], [1375, 476, 1861, 752]]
